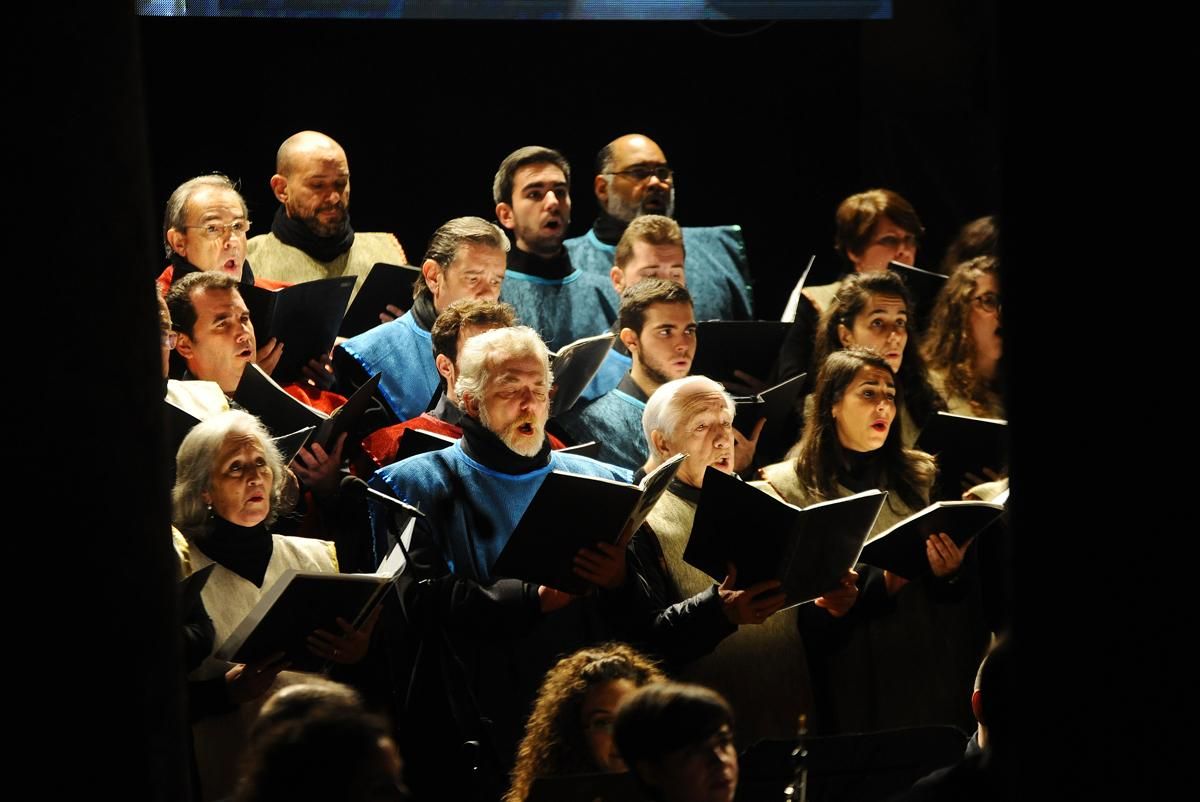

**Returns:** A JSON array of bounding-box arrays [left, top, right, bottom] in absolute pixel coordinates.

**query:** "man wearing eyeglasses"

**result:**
[[335, 217, 510, 422], [160, 174, 292, 376], [247, 130, 408, 306], [564, 133, 753, 323]]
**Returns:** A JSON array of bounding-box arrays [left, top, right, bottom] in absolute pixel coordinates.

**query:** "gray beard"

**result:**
[[477, 402, 544, 458], [604, 185, 676, 223]]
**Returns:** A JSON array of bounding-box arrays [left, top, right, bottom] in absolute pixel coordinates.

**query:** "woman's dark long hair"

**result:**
[[796, 348, 935, 511], [811, 271, 946, 428]]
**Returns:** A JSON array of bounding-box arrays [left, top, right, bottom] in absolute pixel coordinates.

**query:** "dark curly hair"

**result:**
[[505, 644, 665, 802]]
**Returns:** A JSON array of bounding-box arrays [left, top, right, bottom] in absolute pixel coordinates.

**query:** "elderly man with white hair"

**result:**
[[367, 325, 639, 799], [634, 375, 861, 747]]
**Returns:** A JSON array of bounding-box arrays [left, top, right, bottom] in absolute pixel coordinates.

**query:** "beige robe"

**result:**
[[647, 487, 813, 747], [247, 231, 407, 304], [187, 534, 338, 801]]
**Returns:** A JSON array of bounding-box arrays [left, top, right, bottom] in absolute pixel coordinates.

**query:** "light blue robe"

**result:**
[[336, 310, 440, 421], [369, 440, 632, 583], [564, 225, 754, 322]]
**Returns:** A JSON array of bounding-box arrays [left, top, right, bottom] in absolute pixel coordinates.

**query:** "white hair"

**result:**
[[642, 375, 736, 468], [172, 409, 284, 536], [454, 325, 553, 411]]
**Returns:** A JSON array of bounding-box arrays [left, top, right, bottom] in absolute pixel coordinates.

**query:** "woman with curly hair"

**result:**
[[921, 256, 1004, 419], [505, 644, 666, 802]]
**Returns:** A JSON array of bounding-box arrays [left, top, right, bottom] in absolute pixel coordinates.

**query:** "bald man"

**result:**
[[563, 133, 754, 323], [247, 130, 407, 303]]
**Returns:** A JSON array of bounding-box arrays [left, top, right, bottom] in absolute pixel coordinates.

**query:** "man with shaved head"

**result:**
[[247, 130, 407, 302], [564, 133, 754, 322]]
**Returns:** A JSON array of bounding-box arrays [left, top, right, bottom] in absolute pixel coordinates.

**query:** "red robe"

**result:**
[[358, 413, 567, 474]]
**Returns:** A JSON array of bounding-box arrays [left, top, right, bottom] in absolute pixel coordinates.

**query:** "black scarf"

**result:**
[[506, 244, 572, 280], [459, 414, 552, 475], [837, 447, 885, 495], [270, 205, 355, 263], [410, 290, 438, 331], [168, 251, 257, 287], [592, 212, 629, 246], [193, 515, 275, 587]]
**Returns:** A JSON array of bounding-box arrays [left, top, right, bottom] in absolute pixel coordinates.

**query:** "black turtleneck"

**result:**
[[459, 414, 552, 475], [507, 245, 573, 280], [192, 515, 275, 587], [168, 251, 257, 287], [409, 290, 438, 331], [837, 447, 885, 495], [270, 205, 355, 263], [592, 212, 630, 246]]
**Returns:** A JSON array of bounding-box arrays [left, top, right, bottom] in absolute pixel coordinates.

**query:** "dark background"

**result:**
[[139, 2, 1000, 318], [22, 3, 1168, 798]]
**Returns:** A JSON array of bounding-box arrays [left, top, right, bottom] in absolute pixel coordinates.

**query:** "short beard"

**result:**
[[639, 357, 676, 388], [478, 402, 545, 457], [603, 182, 675, 223], [289, 201, 348, 238]]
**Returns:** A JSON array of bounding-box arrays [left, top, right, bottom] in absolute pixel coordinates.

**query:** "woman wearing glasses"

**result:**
[[921, 256, 1004, 419], [802, 188, 925, 316]]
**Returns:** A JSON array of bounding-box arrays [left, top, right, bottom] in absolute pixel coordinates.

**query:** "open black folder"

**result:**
[[549, 331, 617, 417], [337, 262, 422, 339], [732, 372, 807, 464], [915, 411, 1008, 501], [684, 467, 886, 609], [491, 453, 687, 595], [234, 362, 381, 452], [689, 320, 792, 387], [216, 508, 419, 672], [240, 275, 356, 384], [858, 494, 1007, 580]]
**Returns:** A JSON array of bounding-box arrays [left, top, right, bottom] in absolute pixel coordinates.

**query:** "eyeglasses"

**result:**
[[160, 329, 179, 349], [872, 233, 918, 250], [610, 165, 673, 183], [971, 292, 1002, 315], [186, 219, 252, 239]]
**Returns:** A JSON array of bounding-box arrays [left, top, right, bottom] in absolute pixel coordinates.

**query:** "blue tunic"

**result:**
[[576, 346, 632, 406], [564, 225, 754, 322], [499, 268, 616, 352], [369, 439, 633, 584], [336, 310, 439, 421], [556, 385, 649, 473]]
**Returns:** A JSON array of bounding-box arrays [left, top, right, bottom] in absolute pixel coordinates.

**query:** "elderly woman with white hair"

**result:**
[[632, 376, 859, 747], [175, 409, 378, 801]]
